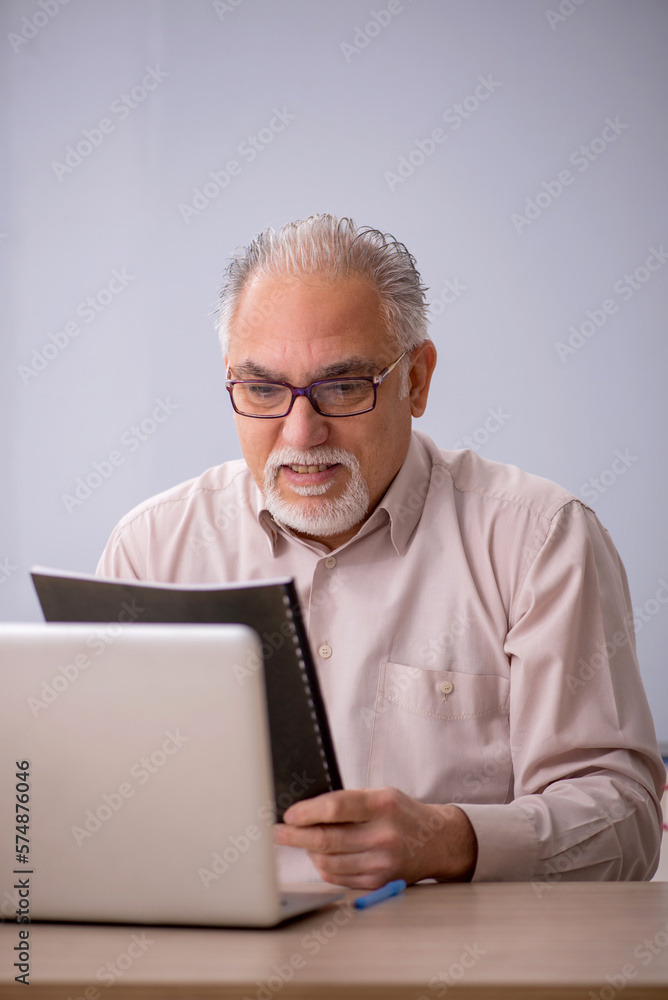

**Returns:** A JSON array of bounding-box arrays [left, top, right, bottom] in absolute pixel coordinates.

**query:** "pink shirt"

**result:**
[[97, 430, 665, 883]]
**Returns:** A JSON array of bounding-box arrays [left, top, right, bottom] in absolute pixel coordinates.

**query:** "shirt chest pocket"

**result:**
[[366, 661, 512, 804], [379, 661, 510, 720]]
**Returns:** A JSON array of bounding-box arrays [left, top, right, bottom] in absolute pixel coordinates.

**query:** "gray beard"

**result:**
[[262, 446, 370, 539]]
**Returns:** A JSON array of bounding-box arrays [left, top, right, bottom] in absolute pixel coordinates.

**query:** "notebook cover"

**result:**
[[30, 568, 342, 821]]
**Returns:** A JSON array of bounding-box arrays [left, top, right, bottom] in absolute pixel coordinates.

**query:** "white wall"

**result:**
[[1, 0, 667, 747]]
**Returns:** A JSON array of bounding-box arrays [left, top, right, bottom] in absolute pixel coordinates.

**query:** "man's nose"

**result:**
[[280, 395, 329, 450]]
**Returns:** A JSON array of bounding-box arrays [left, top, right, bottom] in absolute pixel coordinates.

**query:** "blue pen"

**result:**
[[354, 879, 407, 910]]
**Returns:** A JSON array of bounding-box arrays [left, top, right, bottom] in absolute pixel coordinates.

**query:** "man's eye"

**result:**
[[246, 383, 282, 399], [320, 380, 369, 400]]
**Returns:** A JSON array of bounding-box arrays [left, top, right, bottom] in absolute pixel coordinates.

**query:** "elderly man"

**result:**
[[98, 214, 664, 889]]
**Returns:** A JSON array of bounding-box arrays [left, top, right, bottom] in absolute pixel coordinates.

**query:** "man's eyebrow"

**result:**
[[231, 362, 283, 380], [316, 358, 377, 378], [230, 357, 378, 381]]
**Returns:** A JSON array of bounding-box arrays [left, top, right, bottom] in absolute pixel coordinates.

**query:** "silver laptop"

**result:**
[[0, 622, 343, 926]]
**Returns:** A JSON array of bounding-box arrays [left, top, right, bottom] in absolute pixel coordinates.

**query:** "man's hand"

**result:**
[[273, 787, 478, 890]]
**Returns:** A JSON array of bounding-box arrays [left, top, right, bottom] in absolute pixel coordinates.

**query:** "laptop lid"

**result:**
[[0, 623, 340, 927]]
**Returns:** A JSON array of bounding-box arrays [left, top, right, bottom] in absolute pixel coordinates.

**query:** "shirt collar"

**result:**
[[376, 431, 432, 554], [246, 479, 281, 553], [255, 431, 432, 556]]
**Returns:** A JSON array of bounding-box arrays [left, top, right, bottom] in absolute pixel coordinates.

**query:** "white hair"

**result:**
[[216, 215, 429, 369]]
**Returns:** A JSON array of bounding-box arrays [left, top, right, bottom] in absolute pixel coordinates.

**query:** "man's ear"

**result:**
[[408, 340, 437, 417]]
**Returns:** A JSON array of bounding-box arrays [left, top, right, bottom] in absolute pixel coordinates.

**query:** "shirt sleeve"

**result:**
[[456, 499, 665, 883], [95, 516, 145, 580]]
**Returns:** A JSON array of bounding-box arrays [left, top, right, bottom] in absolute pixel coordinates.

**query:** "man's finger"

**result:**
[[283, 788, 375, 826], [307, 850, 393, 880], [274, 820, 375, 855]]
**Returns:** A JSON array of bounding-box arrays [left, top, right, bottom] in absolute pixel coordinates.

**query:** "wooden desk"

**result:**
[[1, 882, 667, 999]]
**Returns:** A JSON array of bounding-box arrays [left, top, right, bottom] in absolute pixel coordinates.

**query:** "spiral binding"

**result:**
[[282, 591, 333, 790]]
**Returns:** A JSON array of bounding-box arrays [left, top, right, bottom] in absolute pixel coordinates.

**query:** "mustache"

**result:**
[[264, 447, 361, 477]]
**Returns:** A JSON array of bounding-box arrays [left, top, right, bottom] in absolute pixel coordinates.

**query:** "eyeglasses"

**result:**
[[226, 351, 407, 418]]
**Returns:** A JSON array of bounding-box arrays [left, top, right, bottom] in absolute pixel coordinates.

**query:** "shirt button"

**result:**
[[318, 643, 333, 659], [324, 556, 337, 569], [439, 680, 454, 696]]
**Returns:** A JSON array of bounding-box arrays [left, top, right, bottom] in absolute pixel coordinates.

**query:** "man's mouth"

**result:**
[[288, 464, 336, 474], [264, 450, 353, 495], [280, 462, 341, 490]]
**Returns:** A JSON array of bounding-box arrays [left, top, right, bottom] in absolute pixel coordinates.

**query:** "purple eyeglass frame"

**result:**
[[225, 350, 407, 418]]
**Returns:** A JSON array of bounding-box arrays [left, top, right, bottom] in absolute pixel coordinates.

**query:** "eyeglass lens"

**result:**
[[231, 380, 375, 416]]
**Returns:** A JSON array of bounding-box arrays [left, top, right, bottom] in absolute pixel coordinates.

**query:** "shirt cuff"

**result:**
[[456, 802, 540, 881]]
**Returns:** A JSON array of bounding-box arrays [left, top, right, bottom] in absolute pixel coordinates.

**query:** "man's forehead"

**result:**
[[227, 273, 396, 375], [230, 273, 384, 332]]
